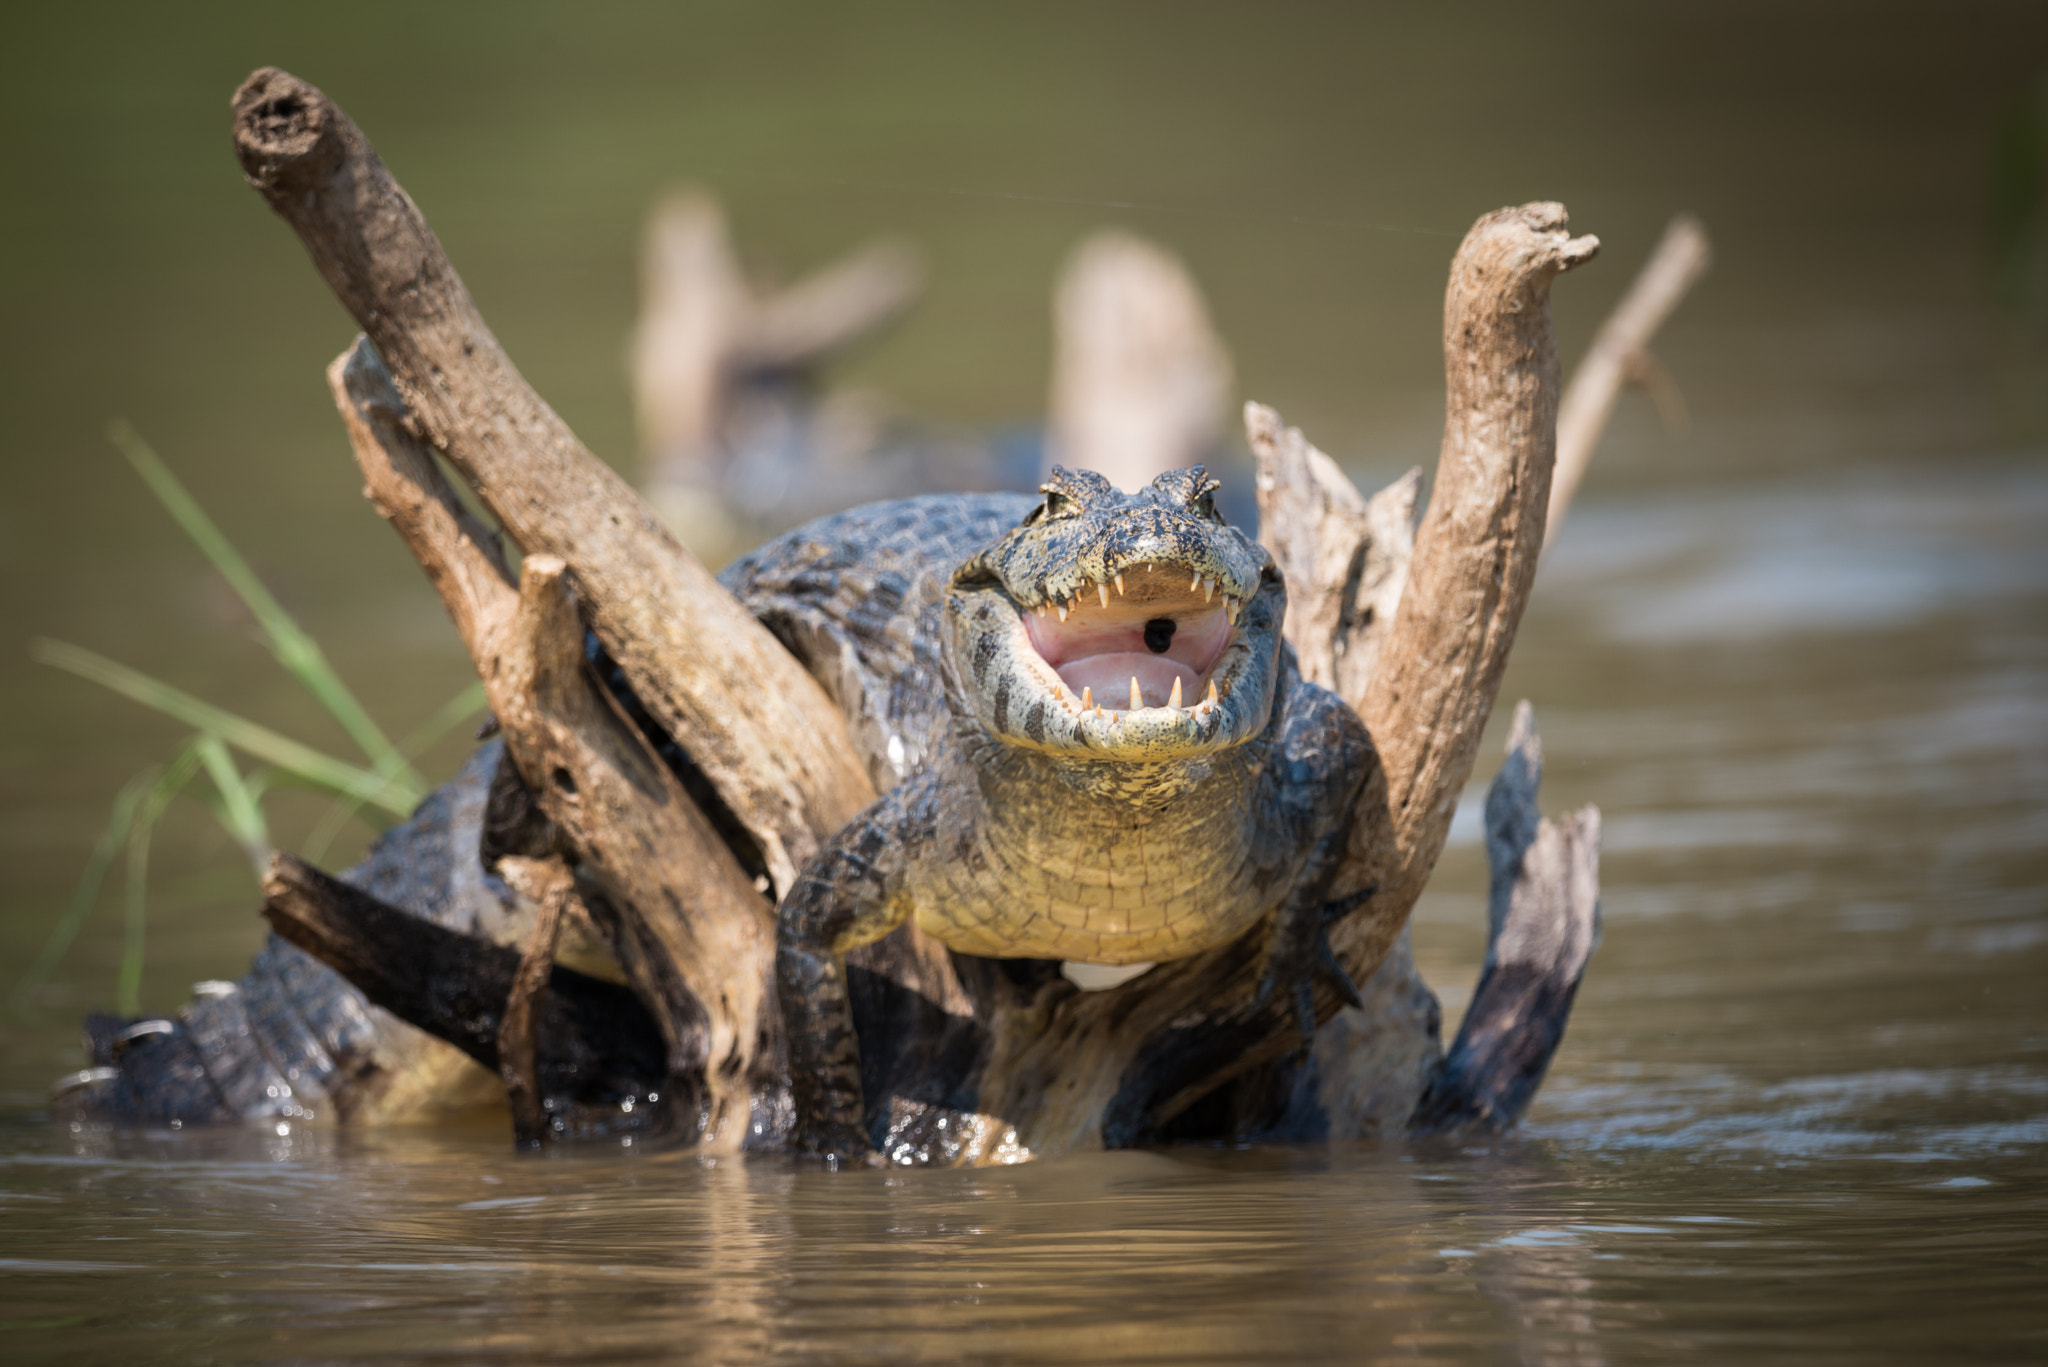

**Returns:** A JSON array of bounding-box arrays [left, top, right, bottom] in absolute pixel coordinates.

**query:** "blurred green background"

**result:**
[[2, 0, 2043, 1035]]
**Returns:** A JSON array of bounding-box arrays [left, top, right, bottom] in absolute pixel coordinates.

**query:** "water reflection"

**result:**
[[11, 1118, 2040, 1364]]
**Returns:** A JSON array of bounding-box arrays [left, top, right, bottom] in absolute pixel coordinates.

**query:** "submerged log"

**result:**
[[259, 852, 670, 1140], [231, 66, 1607, 1160]]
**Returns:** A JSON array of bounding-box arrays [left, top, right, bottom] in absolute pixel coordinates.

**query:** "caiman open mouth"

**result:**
[[944, 465, 1281, 757], [1021, 563, 1239, 717]]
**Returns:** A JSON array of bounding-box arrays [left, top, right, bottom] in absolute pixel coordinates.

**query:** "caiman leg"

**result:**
[[776, 772, 934, 1160], [1252, 676, 1374, 1051]]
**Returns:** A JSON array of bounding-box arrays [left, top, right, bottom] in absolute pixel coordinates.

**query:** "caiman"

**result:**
[[54, 465, 1537, 1152], [765, 464, 1367, 1157]]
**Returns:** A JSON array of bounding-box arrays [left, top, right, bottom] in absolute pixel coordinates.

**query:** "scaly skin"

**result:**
[[746, 467, 1370, 1158]]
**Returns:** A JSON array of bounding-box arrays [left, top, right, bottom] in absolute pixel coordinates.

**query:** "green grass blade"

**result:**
[[31, 638, 422, 817], [193, 734, 271, 872], [10, 767, 158, 1018], [118, 745, 206, 1017], [302, 681, 487, 863], [107, 420, 425, 792]]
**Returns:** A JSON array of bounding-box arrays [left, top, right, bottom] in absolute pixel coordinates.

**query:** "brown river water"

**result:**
[[2, 4, 2044, 1362]]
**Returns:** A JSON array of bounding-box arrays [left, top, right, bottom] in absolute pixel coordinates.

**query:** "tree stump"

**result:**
[[234, 66, 1609, 1161]]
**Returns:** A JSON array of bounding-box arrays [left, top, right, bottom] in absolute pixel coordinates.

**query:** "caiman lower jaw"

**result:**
[[1020, 564, 1239, 717]]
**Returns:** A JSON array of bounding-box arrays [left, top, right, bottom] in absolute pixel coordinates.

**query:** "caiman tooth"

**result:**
[[1204, 578, 1215, 602], [1129, 676, 1143, 710], [1057, 602, 1069, 622], [1225, 598, 1238, 625], [1114, 573, 1125, 596], [1168, 676, 1183, 710], [1097, 583, 1110, 609], [1189, 570, 1202, 592], [1081, 686, 1093, 712], [1206, 679, 1219, 707]]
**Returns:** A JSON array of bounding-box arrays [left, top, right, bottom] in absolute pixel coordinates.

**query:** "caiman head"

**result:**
[[945, 465, 1284, 761]]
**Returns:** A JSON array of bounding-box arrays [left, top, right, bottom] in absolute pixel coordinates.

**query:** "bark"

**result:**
[[245, 66, 1605, 1160], [235, 68, 875, 895], [1330, 205, 1598, 997], [1248, 404, 1419, 702]]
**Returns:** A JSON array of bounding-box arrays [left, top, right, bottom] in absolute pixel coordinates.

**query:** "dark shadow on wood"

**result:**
[[261, 853, 673, 1142]]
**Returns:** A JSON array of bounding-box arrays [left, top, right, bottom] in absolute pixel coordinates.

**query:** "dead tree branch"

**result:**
[[1548, 213, 1712, 547], [1248, 406, 1418, 701], [260, 852, 671, 1137], [236, 68, 875, 893], [1321, 205, 1596, 995], [1048, 231, 1232, 491], [631, 189, 924, 464], [329, 338, 775, 1149]]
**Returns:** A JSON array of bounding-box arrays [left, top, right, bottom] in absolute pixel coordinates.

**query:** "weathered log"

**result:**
[[245, 67, 1601, 1160], [1411, 702, 1601, 1133], [235, 68, 875, 893]]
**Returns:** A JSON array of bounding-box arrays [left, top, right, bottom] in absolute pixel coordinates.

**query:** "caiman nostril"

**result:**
[[1143, 619, 1176, 654]]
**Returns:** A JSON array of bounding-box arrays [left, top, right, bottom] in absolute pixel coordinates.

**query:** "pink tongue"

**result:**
[[1057, 653, 1198, 709]]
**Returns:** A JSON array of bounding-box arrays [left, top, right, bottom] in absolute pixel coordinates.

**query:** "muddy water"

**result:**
[[2, 4, 2045, 1363]]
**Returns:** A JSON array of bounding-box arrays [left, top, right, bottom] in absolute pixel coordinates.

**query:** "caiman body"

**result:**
[[761, 467, 1367, 1156], [55, 472, 1407, 1145]]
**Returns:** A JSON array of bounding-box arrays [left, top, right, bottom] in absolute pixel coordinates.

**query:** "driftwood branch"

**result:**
[[1411, 702, 1601, 1133], [237, 69, 875, 893], [1292, 206, 1598, 1001], [1547, 213, 1712, 547]]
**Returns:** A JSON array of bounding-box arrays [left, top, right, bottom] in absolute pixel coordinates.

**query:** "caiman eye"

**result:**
[[1192, 478, 1224, 523], [1036, 487, 1074, 521]]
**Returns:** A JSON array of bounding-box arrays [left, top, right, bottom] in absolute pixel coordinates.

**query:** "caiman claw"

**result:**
[[1255, 885, 1374, 1055]]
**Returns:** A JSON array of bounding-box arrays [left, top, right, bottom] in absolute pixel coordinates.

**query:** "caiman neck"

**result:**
[[958, 718, 1275, 827]]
